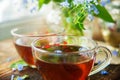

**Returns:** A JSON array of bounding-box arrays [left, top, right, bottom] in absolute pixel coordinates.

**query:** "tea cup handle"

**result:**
[[89, 46, 112, 76]]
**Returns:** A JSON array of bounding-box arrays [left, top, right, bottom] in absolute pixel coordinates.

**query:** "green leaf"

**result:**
[[21, 75, 29, 79], [10, 60, 28, 68], [95, 4, 115, 23], [53, 0, 64, 2], [67, 0, 72, 3], [75, 23, 84, 33], [38, 0, 44, 8], [38, 0, 51, 9], [44, 0, 51, 4], [14, 75, 29, 80]]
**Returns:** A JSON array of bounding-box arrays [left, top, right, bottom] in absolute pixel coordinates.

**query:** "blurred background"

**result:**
[[0, 0, 120, 47], [0, 0, 63, 40], [0, 0, 119, 41]]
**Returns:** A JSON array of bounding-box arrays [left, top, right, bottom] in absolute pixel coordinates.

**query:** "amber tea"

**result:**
[[15, 38, 34, 66], [35, 45, 95, 80], [32, 35, 112, 80]]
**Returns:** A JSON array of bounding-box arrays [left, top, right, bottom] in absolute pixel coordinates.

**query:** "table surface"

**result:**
[[0, 39, 20, 70], [0, 64, 120, 80], [0, 38, 120, 80]]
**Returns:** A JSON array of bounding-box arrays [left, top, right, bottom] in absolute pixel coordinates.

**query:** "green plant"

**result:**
[[38, 0, 115, 35]]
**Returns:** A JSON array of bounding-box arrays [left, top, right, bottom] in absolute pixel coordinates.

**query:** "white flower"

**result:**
[[88, 14, 94, 21], [73, 0, 85, 5], [60, 0, 70, 7], [46, 10, 61, 24]]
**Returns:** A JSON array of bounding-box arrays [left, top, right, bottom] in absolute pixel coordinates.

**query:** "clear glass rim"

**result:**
[[31, 35, 98, 56], [11, 26, 64, 38]]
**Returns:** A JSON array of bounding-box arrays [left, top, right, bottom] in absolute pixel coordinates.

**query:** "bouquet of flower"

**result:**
[[38, 0, 115, 35]]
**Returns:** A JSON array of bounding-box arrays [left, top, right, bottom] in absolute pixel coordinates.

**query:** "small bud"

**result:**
[[100, 70, 108, 75], [17, 64, 24, 71], [112, 50, 119, 56], [17, 76, 23, 80]]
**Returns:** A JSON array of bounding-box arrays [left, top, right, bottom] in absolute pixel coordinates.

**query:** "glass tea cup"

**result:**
[[11, 23, 63, 67], [31, 35, 112, 80]]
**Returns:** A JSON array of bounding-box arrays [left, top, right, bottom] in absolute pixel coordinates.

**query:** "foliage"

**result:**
[[10, 60, 28, 68], [38, 0, 115, 35]]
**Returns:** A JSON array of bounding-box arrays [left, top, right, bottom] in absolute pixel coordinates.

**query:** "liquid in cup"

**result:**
[[11, 24, 63, 67], [32, 36, 112, 80], [36, 45, 95, 80], [15, 38, 34, 65]]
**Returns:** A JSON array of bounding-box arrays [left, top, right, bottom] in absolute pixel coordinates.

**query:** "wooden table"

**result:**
[[0, 39, 120, 80], [0, 39, 20, 70], [0, 64, 120, 80]]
